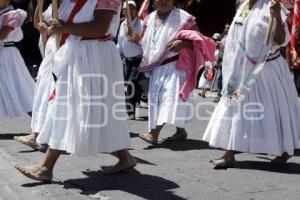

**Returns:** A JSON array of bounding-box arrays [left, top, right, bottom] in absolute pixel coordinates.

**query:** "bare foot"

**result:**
[[101, 157, 137, 174], [139, 133, 158, 145], [15, 164, 53, 182]]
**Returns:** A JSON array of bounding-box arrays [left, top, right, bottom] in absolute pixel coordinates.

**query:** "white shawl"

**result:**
[[222, 0, 289, 106], [139, 8, 195, 71]]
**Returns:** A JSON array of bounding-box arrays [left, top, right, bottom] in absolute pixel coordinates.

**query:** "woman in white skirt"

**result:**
[[15, 3, 55, 149], [15, 0, 136, 182], [128, 0, 199, 145], [203, 0, 300, 169], [0, 1, 35, 117]]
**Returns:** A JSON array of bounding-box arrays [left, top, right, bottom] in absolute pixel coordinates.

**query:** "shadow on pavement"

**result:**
[[135, 116, 148, 121], [0, 133, 29, 140], [234, 161, 300, 174], [143, 139, 212, 152], [63, 170, 187, 200]]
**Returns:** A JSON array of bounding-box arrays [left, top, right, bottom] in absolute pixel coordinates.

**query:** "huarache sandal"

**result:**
[[213, 158, 235, 169], [14, 135, 38, 149], [101, 160, 137, 175], [139, 133, 158, 145]]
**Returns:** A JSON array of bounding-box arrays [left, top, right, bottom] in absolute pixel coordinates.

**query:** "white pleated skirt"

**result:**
[[203, 56, 300, 156], [0, 47, 35, 117], [148, 61, 193, 131], [37, 40, 131, 156], [31, 38, 56, 133]]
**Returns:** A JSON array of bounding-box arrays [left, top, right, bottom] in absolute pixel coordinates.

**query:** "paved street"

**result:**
[[1, 91, 300, 200]]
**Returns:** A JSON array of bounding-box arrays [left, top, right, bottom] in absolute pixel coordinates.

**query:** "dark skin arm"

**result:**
[[270, 0, 285, 45], [167, 25, 199, 52], [49, 10, 115, 38], [0, 26, 14, 40], [33, 5, 40, 29]]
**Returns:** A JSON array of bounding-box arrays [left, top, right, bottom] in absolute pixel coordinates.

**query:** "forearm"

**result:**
[[181, 39, 193, 48], [274, 15, 285, 45]]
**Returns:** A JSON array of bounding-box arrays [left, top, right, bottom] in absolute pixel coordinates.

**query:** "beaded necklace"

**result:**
[[151, 10, 172, 45]]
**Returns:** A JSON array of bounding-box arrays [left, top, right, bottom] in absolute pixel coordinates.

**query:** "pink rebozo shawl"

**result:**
[[138, 8, 196, 72], [175, 30, 216, 101], [1, 8, 27, 29]]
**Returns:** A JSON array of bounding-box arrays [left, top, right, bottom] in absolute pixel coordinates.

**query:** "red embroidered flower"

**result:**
[[96, 0, 121, 12]]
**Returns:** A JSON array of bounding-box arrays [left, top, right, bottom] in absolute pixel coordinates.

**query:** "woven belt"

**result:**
[[161, 55, 179, 66], [266, 49, 280, 62], [3, 42, 15, 47]]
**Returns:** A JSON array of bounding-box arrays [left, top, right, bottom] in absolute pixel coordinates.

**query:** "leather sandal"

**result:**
[[14, 135, 38, 149], [101, 161, 137, 175], [212, 158, 235, 169], [139, 133, 158, 145]]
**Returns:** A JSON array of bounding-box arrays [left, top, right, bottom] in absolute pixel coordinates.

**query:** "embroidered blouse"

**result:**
[[95, 0, 121, 13]]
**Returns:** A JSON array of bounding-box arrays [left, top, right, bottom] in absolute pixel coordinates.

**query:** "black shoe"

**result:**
[[213, 96, 221, 103]]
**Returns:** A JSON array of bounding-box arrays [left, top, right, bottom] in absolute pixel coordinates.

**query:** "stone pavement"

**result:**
[[1, 91, 300, 200]]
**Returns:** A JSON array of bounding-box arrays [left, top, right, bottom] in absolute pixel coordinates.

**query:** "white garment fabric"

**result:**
[[221, 0, 290, 105], [37, 0, 131, 156], [117, 17, 142, 58], [148, 61, 193, 130], [203, 0, 300, 156], [0, 8, 35, 117], [143, 8, 195, 131], [31, 36, 56, 133], [31, 5, 56, 133]]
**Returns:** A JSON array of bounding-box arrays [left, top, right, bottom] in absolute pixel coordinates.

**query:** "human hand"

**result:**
[[48, 19, 65, 35], [37, 22, 49, 33]]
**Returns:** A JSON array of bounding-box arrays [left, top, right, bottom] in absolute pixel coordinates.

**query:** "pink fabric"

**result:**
[[176, 30, 216, 101], [95, 0, 121, 12], [2, 10, 25, 29]]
